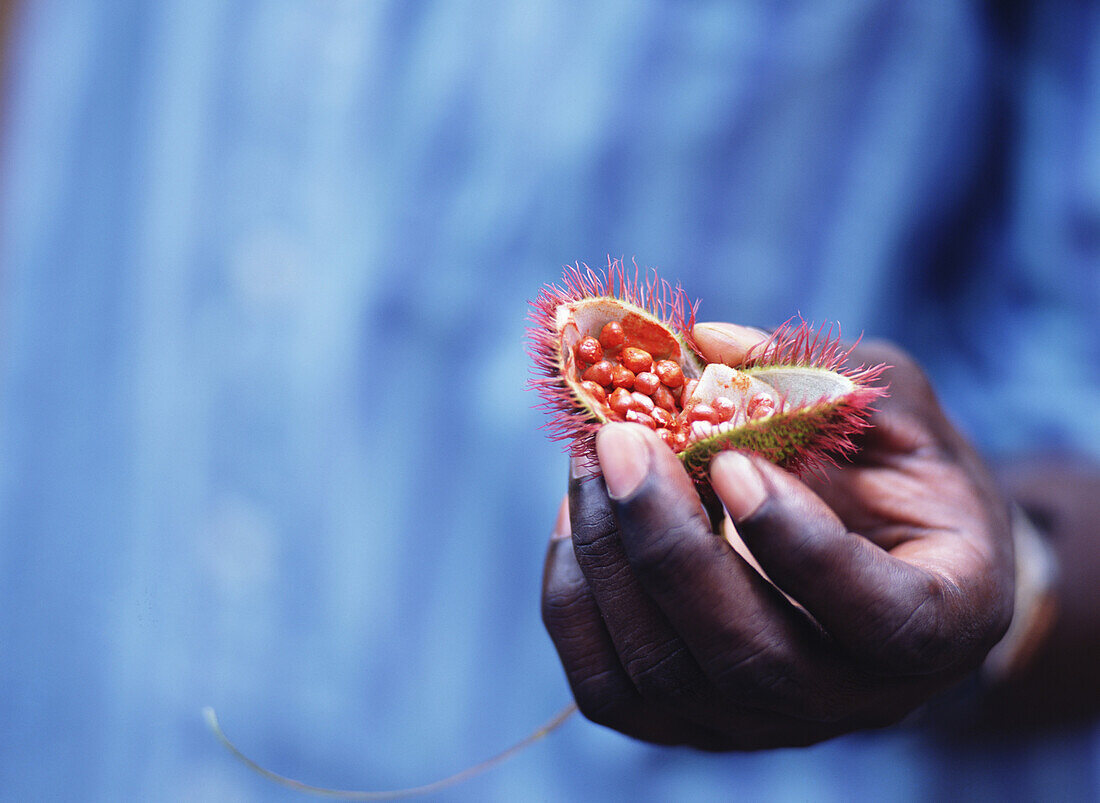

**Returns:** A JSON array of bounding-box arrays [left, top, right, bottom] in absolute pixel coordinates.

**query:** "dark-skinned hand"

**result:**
[[542, 322, 1014, 750]]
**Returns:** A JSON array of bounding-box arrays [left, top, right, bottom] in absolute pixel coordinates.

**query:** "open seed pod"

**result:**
[[528, 261, 888, 477]]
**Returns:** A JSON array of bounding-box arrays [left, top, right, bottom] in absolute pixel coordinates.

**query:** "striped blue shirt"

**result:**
[[2, 2, 1098, 800]]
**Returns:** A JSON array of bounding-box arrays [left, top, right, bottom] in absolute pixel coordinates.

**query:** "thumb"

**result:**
[[691, 322, 769, 366], [709, 452, 960, 674]]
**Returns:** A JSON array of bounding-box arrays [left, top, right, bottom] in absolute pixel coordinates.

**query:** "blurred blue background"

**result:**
[[1, 1, 1098, 800]]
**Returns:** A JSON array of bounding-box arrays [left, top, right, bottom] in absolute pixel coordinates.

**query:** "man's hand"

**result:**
[[541, 323, 1014, 749]]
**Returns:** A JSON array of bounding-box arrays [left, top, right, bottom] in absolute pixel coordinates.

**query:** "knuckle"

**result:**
[[571, 671, 635, 727], [622, 518, 699, 590], [710, 641, 772, 693], [571, 506, 618, 547], [759, 511, 836, 580], [711, 646, 829, 720], [541, 603, 608, 662], [540, 586, 584, 632], [540, 571, 590, 635], [875, 579, 959, 673], [572, 539, 631, 583], [623, 642, 697, 702]]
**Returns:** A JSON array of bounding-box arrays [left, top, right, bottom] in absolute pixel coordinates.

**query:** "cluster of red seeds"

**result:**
[[574, 320, 773, 450]]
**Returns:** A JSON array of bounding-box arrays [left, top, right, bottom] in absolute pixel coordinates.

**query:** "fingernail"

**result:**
[[550, 496, 571, 541], [710, 452, 767, 522], [596, 423, 650, 499], [693, 322, 769, 362], [570, 451, 597, 480]]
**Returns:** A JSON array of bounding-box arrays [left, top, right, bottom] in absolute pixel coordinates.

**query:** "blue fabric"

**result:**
[[1, 1, 1098, 800]]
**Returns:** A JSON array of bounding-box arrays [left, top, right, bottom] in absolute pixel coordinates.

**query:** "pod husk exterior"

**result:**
[[528, 262, 888, 476], [527, 259, 698, 461]]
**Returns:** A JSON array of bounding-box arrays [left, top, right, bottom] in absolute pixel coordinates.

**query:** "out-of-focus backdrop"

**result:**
[[1, 2, 1098, 800]]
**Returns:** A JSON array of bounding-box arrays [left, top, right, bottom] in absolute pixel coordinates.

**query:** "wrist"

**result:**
[[981, 504, 1059, 683]]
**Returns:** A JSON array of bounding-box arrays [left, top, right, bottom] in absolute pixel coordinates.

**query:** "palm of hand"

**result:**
[[542, 335, 1013, 749]]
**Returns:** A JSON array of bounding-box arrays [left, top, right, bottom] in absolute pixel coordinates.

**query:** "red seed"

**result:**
[[609, 387, 634, 417], [686, 402, 719, 424], [680, 378, 699, 405], [712, 396, 736, 422], [581, 381, 607, 404], [655, 428, 674, 445], [652, 407, 674, 428], [610, 365, 636, 389], [652, 385, 678, 412], [634, 371, 660, 395], [746, 394, 776, 420], [620, 347, 653, 374], [583, 360, 614, 387], [630, 391, 655, 413], [599, 321, 625, 350], [654, 360, 684, 388], [576, 336, 603, 364], [625, 410, 656, 429]]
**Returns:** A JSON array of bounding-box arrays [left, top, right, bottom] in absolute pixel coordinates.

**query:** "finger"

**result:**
[[691, 322, 770, 366], [540, 506, 720, 746], [711, 452, 983, 674], [837, 339, 958, 463], [845, 339, 938, 423], [568, 451, 717, 714], [548, 478, 932, 740], [802, 437, 947, 544], [598, 424, 869, 720], [805, 340, 996, 546]]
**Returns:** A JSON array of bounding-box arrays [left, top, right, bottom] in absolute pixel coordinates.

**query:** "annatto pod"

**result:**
[[528, 259, 888, 478]]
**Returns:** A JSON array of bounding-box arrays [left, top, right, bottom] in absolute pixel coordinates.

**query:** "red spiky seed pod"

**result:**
[[527, 259, 888, 477]]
